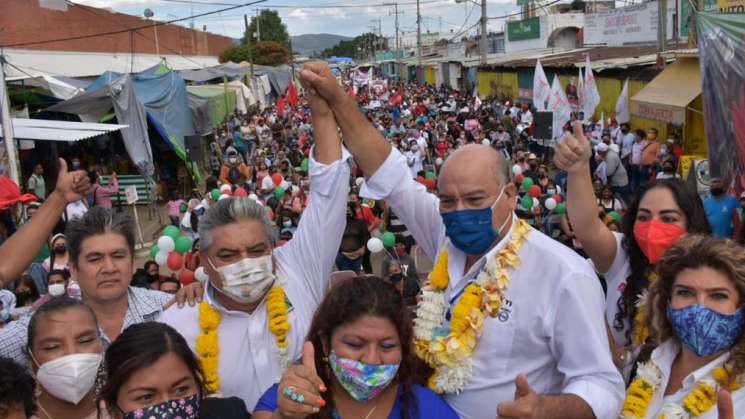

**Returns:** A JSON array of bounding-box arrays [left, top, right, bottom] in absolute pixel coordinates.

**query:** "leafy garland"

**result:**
[[620, 357, 741, 418], [414, 219, 531, 394], [195, 284, 291, 395]]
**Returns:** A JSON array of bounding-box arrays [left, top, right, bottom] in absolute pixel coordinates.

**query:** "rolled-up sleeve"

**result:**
[[278, 146, 352, 304], [360, 149, 445, 261], [0, 315, 31, 364], [547, 273, 625, 419]]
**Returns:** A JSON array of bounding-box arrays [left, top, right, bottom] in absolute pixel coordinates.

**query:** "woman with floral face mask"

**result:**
[[619, 235, 744, 418], [26, 297, 106, 419], [253, 276, 458, 419], [555, 122, 711, 376], [100, 322, 250, 419]]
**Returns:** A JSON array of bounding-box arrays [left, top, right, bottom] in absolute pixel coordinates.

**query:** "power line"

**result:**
[[158, 0, 446, 7], [4, 0, 267, 48]]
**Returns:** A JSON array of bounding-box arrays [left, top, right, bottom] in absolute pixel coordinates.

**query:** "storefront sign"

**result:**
[[584, 1, 675, 46], [718, 0, 745, 12], [507, 17, 541, 42], [630, 102, 685, 125]]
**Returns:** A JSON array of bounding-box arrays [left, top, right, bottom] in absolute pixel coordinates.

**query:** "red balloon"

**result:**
[[234, 187, 248, 197], [223, 189, 233, 196], [415, 176, 425, 184], [553, 194, 563, 203], [167, 252, 184, 271], [423, 178, 436, 190], [528, 185, 542, 198], [179, 269, 195, 285], [516, 174, 525, 184], [271, 174, 283, 186]]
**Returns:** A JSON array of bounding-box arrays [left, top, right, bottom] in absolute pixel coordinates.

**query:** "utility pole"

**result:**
[[256, 8, 261, 42], [480, 0, 487, 65], [385, 2, 403, 81], [244, 14, 257, 100], [417, 0, 422, 84], [657, 0, 668, 52], [0, 54, 20, 187]]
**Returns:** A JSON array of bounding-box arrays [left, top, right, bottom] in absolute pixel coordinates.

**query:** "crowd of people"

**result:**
[[0, 60, 741, 419]]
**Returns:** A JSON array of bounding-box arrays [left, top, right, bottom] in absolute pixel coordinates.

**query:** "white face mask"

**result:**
[[208, 254, 276, 304], [48, 283, 66, 297], [33, 353, 102, 404]]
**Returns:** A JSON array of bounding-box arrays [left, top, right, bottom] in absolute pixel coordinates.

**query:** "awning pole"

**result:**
[[0, 54, 21, 187]]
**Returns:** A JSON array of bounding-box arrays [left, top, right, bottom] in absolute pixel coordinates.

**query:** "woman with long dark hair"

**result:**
[[555, 122, 710, 373], [100, 322, 250, 419], [252, 276, 458, 419]]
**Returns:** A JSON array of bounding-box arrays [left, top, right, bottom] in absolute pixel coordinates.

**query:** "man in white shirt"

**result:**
[[618, 123, 635, 164], [160, 92, 350, 411], [299, 61, 624, 419], [405, 140, 425, 178]]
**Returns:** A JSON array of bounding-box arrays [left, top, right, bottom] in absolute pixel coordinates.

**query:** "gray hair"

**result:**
[[199, 197, 277, 251], [65, 206, 135, 266]]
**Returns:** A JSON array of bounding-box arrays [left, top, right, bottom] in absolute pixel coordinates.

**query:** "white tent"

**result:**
[[0, 119, 128, 142]]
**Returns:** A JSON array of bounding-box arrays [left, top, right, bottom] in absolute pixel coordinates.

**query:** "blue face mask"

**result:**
[[667, 304, 745, 357], [1, 307, 9, 322], [441, 187, 509, 255]]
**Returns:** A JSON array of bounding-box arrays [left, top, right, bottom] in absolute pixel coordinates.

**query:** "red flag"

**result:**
[[277, 95, 286, 117], [287, 82, 298, 107], [347, 85, 355, 99]]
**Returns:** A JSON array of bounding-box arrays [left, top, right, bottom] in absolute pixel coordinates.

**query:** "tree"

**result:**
[[244, 10, 290, 46], [219, 41, 290, 66], [321, 33, 384, 61]]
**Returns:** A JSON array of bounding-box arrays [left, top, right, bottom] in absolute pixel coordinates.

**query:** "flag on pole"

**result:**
[[583, 55, 601, 120], [547, 75, 571, 140], [286, 82, 298, 107], [277, 95, 286, 117], [576, 66, 584, 114], [532, 59, 551, 111], [615, 78, 630, 124]]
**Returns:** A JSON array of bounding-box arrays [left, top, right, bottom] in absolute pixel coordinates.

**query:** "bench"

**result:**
[[100, 175, 152, 205]]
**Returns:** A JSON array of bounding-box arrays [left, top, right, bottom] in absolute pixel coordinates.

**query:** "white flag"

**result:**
[[533, 59, 551, 111], [576, 66, 584, 114], [583, 55, 601, 120], [615, 78, 630, 124], [547, 75, 571, 140]]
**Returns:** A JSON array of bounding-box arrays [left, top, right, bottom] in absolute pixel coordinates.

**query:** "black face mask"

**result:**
[[711, 187, 725, 196], [388, 273, 403, 282], [53, 245, 67, 255], [529, 164, 538, 170], [15, 291, 32, 306]]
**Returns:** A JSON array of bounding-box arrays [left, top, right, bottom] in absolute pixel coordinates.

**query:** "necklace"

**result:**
[[363, 404, 378, 419]]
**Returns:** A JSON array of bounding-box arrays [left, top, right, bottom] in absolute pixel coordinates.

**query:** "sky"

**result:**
[[72, 0, 521, 40]]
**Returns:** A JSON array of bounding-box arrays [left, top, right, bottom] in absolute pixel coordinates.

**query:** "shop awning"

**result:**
[[630, 57, 701, 125], [0, 119, 128, 142]]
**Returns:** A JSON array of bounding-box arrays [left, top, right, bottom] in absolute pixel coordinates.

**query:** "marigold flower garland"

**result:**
[[620, 357, 741, 418], [195, 284, 291, 395], [632, 273, 659, 346], [414, 218, 531, 394]]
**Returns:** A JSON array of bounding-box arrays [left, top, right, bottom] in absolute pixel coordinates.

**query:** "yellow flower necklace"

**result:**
[[632, 273, 659, 347], [195, 284, 291, 395], [621, 358, 741, 418], [414, 218, 531, 394]]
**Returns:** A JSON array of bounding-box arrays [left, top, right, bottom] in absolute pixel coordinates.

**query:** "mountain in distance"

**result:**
[[291, 33, 352, 57]]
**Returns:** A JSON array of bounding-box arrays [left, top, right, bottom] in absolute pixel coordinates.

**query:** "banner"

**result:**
[[583, 55, 601, 120], [353, 67, 373, 87], [547, 75, 571, 140], [615, 78, 630, 124], [507, 17, 541, 42], [584, 1, 675, 46], [698, 12, 745, 183], [532, 59, 551, 111], [370, 79, 389, 100]]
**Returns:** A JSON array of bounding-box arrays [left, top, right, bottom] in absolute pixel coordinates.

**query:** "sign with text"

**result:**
[[124, 185, 139, 205], [507, 17, 541, 42], [584, 1, 675, 46]]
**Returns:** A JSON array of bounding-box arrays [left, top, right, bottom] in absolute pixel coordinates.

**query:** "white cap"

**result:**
[[595, 143, 609, 152]]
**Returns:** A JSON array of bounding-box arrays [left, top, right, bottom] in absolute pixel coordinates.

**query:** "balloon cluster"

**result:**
[[366, 231, 396, 254], [150, 225, 197, 285]]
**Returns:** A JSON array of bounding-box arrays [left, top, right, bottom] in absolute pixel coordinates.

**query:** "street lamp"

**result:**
[[144, 8, 160, 58], [455, 0, 487, 65]]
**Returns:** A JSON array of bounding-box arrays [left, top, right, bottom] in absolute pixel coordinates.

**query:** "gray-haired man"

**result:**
[[160, 92, 351, 410]]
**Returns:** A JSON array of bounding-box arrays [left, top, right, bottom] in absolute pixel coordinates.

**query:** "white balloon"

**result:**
[[512, 165, 522, 175], [366, 237, 384, 253], [195, 267, 210, 283], [157, 236, 175, 253], [155, 251, 168, 266], [435, 157, 444, 166], [219, 194, 230, 201], [290, 185, 300, 195], [544, 197, 557, 210], [481, 139, 491, 146], [556, 185, 562, 194], [248, 193, 259, 201], [220, 184, 232, 193], [355, 177, 364, 187], [280, 180, 291, 190], [532, 197, 540, 208]]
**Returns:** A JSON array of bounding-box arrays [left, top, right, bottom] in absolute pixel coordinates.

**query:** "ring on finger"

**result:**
[[282, 386, 306, 404]]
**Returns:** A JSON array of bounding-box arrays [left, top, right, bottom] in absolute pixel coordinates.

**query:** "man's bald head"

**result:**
[[440, 145, 510, 189]]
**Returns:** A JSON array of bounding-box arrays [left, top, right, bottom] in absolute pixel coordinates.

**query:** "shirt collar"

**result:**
[[652, 340, 731, 388]]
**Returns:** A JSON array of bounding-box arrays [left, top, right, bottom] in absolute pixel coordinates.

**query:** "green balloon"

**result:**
[[555, 203, 567, 215], [179, 202, 188, 213], [175, 236, 193, 254], [521, 195, 533, 210], [425, 171, 436, 180], [301, 158, 309, 173], [163, 225, 180, 240], [521, 177, 534, 190], [382, 231, 396, 248], [608, 211, 622, 223], [274, 187, 285, 199], [149, 245, 160, 258], [211, 189, 221, 201]]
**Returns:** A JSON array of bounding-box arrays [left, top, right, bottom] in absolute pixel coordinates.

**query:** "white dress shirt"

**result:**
[[641, 340, 745, 418], [160, 148, 351, 412], [360, 149, 624, 419]]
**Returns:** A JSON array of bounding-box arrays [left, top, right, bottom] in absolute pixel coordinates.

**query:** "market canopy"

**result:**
[[0, 119, 127, 142], [630, 57, 701, 125]]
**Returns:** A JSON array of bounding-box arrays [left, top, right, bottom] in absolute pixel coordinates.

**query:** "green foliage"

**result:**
[[219, 41, 291, 66], [244, 10, 290, 45], [321, 32, 385, 60]]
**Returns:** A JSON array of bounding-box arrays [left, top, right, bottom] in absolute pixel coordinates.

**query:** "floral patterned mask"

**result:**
[[328, 350, 400, 402], [122, 394, 200, 419], [668, 304, 745, 357]]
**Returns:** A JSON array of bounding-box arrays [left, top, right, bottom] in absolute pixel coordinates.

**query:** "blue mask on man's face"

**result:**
[[441, 187, 509, 255]]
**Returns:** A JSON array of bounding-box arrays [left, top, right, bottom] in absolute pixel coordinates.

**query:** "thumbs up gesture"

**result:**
[[277, 341, 327, 419], [54, 158, 91, 204], [496, 374, 545, 419], [554, 121, 592, 174], [718, 389, 735, 419]]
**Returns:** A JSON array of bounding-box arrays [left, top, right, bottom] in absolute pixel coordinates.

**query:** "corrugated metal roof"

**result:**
[[0, 119, 128, 142]]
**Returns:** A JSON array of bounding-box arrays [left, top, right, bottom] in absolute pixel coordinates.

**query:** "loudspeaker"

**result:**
[[185, 135, 204, 161], [533, 112, 553, 140]]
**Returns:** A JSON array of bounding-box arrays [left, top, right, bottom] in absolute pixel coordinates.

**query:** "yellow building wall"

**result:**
[[478, 70, 519, 100], [425, 66, 436, 85], [684, 95, 708, 156]]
